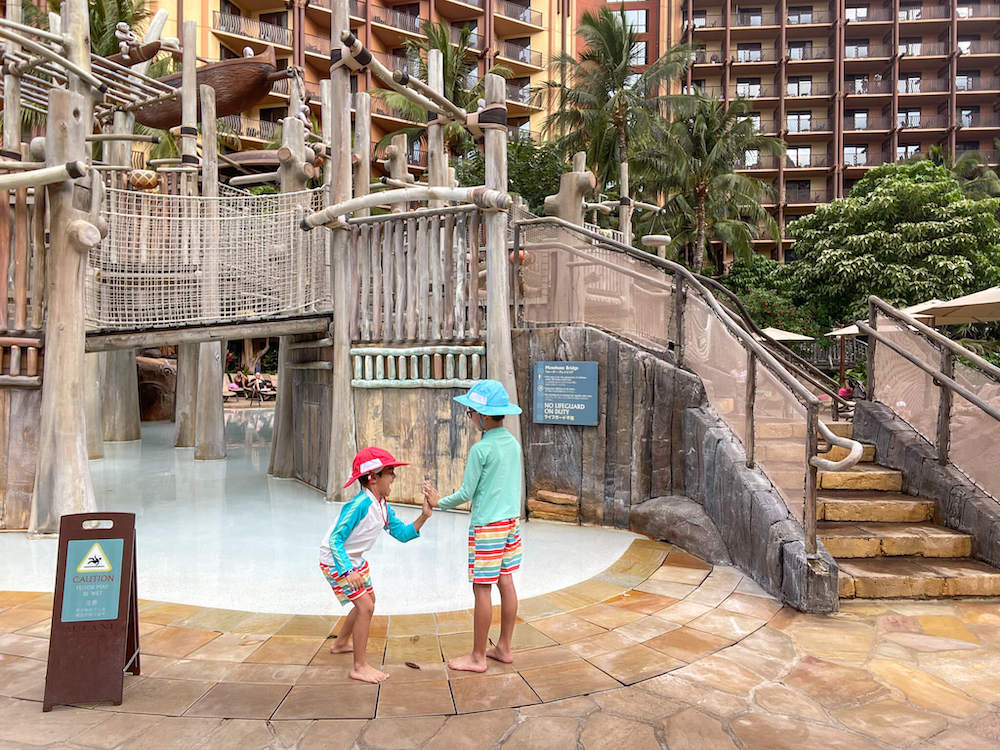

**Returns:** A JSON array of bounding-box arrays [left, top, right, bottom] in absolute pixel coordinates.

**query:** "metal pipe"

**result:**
[[805, 404, 820, 555], [0, 161, 86, 190], [303, 186, 511, 229]]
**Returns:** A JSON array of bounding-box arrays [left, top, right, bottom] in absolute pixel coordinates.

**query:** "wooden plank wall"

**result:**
[[0, 389, 41, 529]]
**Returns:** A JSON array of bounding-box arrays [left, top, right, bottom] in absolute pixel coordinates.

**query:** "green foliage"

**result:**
[[736, 287, 825, 341], [37, 0, 152, 57], [456, 136, 566, 214], [249, 185, 278, 195]]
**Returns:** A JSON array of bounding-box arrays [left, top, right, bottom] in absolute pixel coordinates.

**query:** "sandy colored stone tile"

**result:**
[[917, 615, 980, 644], [519, 659, 620, 701], [613, 615, 678, 643], [70, 711, 165, 748], [635, 579, 696, 599], [0, 592, 47, 608], [493, 623, 557, 652], [378, 661, 449, 683], [362, 716, 447, 749], [132, 653, 176, 677], [376, 678, 455, 717], [0, 607, 48, 633], [737, 626, 798, 662], [383, 634, 442, 664], [956, 601, 1000, 625], [662, 549, 712, 569], [309, 637, 385, 666], [115, 677, 214, 716], [387, 613, 438, 638], [661, 707, 738, 750], [589, 684, 681, 720], [874, 612, 922, 635], [273, 614, 338, 638], [434, 609, 474, 635], [868, 658, 981, 718], [558, 579, 629, 607], [638, 674, 748, 718], [0, 696, 107, 744], [719, 644, 794, 681], [501, 717, 580, 749], [730, 713, 879, 750], [916, 651, 1000, 702], [224, 662, 306, 684], [969, 712, 1000, 742], [718, 593, 783, 620], [922, 728, 1000, 750], [754, 684, 828, 722], [185, 632, 267, 662], [765, 606, 801, 631], [783, 656, 891, 709], [184, 682, 290, 719], [139, 603, 202, 626], [141, 626, 221, 659], [566, 631, 637, 659], [835, 698, 948, 745], [671, 652, 766, 695], [450, 672, 539, 713], [605, 590, 679, 615], [685, 585, 737, 608], [653, 600, 714, 625], [884, 631, 980, 653], [156, 658, 238, 682], [574, 603, 645, 630], [515, 595, 565, 621], [644, 626, 732, 662], [296, 719, 366, 750], [507, 645, 581, 671], [233, 612, 292, 635], [424, 709, 519, 750], [530, 613, 606, 644], [786, 618, 875, 665], [687, 610, 766, 641], [274, 683, 378, 720], [294, 665, 358, 685], [117, 716, 223, 750], [196, 718, 299, 750], [734, 576, 772, 598], [588, 643, 683, 685], [580, 712, 660, 750], [172, 608, 256, 632], [0, 633, 48, 660], [650, 565, 710, 586], [243, 636, 323, 665]]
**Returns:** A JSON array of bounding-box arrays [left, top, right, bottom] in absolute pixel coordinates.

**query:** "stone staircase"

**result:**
[[812, 428, 1000, 599]]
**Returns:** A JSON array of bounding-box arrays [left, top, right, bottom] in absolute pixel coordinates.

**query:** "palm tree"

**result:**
[[373, 21, 511, 160], [27, 0, 152, 57], [632, 96, 783, 273], [535, 7, 689, 196], [919, 144, 1000, 199]]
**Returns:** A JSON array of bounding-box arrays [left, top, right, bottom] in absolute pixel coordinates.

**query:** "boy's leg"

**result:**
[[348, 592, 389, 683], [447, 583, 492, 673], [330, 606, 357, 653], [486, 573, 517, 663]]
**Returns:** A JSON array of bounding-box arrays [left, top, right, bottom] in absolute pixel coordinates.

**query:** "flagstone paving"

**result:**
[[1, 538, 999, 747]]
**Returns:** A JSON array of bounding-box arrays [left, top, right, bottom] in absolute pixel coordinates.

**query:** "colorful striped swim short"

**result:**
[[319, 559, 374, 607], [468, 518, 522, 584]]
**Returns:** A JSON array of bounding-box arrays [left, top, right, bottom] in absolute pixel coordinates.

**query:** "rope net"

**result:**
[[86, 186, 331, 330]]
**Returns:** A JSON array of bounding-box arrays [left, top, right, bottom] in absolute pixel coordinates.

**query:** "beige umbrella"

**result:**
[[759, 326, 815, 342], [825, 299, 943, 339], [918, 286, 1000, 325]]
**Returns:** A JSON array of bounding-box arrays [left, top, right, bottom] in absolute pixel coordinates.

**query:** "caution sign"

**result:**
[[44, 513, 140, 712]]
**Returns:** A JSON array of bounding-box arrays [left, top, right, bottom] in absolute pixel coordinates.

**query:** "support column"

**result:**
[[195, 85, 225, 460], [427, 49, 446, 198], [83, 353, 103, 458], [325, 0, 358, 501]]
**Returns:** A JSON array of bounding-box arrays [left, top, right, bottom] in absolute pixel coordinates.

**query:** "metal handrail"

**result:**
[[513, 216, 864, 555]]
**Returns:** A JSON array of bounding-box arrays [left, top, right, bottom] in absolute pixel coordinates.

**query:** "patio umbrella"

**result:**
[[825, 300, 943, 339], [918, 286, 1000, 325], [759, 326, 815, 342]]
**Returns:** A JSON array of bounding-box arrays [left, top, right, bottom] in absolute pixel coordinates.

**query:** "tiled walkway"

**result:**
[[2, 540, 1000, 748]]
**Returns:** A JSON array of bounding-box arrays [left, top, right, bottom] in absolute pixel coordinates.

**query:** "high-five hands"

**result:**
[[422, 481, 440, 509]]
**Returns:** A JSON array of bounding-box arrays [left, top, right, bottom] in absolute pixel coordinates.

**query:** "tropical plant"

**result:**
[[373, 21, 511, 160], [535, 7, 689, 193], [455, 135, 566, 214], [632, 95, 783, 273], [920, 144, 1000, 199], [30, 0, 152, 57]]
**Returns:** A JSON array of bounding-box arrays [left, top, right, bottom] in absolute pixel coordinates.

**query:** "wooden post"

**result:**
[[325, 3, 358, 501], [30, 88, 98, 533], [269, 112, 308, 477], [353, 93, 371, 213], [619, 159, 632, 247], [673, 275, 685, 367], [804, 403, 819, 556], [936, 347, 953, 465], [195, 85, 225, 461], [175, 21, 199, 448], [744, 350, 756, 467], [427, 49, 446, 203], [482, 74, 523, 511], [2, 0, 21, 165]]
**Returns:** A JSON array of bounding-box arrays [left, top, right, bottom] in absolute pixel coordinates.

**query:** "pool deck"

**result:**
[[2, 539, 1000, 748]]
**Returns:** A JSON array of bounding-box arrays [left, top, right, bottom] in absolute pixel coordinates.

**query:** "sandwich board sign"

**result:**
[[43, 512, 140, 711]]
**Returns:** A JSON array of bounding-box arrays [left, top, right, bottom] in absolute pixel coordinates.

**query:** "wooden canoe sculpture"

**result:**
[[132, 47, 290, 130], [105, 41, 164, 67]]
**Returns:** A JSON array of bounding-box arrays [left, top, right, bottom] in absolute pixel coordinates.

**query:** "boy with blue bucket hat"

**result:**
[[424, 379, 524, 673]]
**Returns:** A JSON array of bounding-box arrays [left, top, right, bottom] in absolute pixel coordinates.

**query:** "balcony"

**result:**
[[787, 8, 832, 24], [496, 0, 542, 27], [507, 128, 540, 142], [957, 3, 1000, 18], [897, 78, 950, 93], [735, 154, 780, 169], [898, 113, 947, 128], [785, 118, 830, 133], [960, 39, 1000, 55], [270, 77, 289, 96], [686, 13, 724, 29], [304, 33, 329, 56], [372, 6, 424, 35], [899, 5, 950, 20], [786, 46, 832, 61], [373, 140, 426, 168], [844, 148, 883, 166], [372, 52, 419, 74], [212, 11, 292, 48], [785, 80, 833, 97], [845, 7, 893, 22], [786, 153, 830, 168], [308, 0, 367, 15], [957, 76, 1000, 91], [733, 10, 778, 26], [785, 188, 828, 203], [899, 41, 947, 56], [845, 43, 892, 59], [692, 50, 724, 65], [497, 41, 542, 70], [959, 111, 1000, 127], [370, 96, 420, 123], [733, 47, 781, 63], [845, 115, 891, 130], [435, 0, 484, 21], [450, 26, 484, 50], [505, 82, 531, 105], [731, 83, 778, 98], [221, 115, 279, 142]]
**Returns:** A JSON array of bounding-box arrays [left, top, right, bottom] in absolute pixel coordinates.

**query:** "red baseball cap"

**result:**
[[343, 447, 409, 488]]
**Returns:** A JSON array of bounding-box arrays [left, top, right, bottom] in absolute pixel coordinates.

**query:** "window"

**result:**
[[787, 6, 813, 24], [899, 2, 921, 20], [958, 36, 979, 54], [222, 0, 240, 15], [737, 77, 762, 97], [957, 140, 980, 153], [846, 39, 870, 58], [624, 73, 640, 87], [898, 74, 921, 93], [260, 106, 285, 123], [630, 42, 648, 65], [688, 78, 706, 94], [787, 180, 812, 201], [897, 108, 921, 127], [623, 9, 647, 32], [847, 75, 869, 94], [899, 37, 922, 55], [737, 43, 762, 62], [787, 146, 812, 166], [846, 110, 869, 129], [786, 111, 812, 132], [960, 106, 980, 126], [844, 145, 868, 166], [259, 11, 288, 26], [737, 7, 763, 25], [692, 10, 707, 27], [957, 3, 977, 18], [897, 144, 920, 160], [787, 76, 812, 96], [693, 45, 707, 64], [788, 40, 813, 60], [743, 148, 760, 167], [956, 71, 980, 90], [744, 112, 762, 132], [845, 5, 869, 21]]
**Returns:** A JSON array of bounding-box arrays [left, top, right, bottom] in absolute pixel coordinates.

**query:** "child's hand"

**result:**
[[421, 496, 433, 518], [422, 481, 440, 507], [346, 570, 364, 590]]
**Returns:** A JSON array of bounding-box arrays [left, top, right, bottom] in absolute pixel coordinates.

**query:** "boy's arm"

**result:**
[[385, 504, 421, 542], [329, 498, 369, 574], [437, 446, 485, 511]]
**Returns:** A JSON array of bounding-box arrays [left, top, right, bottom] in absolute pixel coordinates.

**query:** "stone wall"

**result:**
[[854, 399, 1000, 567]]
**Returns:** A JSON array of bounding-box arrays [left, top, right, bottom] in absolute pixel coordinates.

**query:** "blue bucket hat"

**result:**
[[454, 379, 522, 416]]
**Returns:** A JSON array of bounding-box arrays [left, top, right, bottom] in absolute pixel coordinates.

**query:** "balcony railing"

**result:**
[[959, 111, 1000, 127], [844, 148, 883, 166], [785, 189, 828, 203], [372, 140, 426, 167], [787, 8, 832, 23], [961, 39, 1000, 54], [845, 43, 892, 58], [498, 41, 542, 67], [687, 13, 724, 28], [898, 113, 947, 128], [897, 77, 949, 93], [957, 4, 1000, 18], [506, 82, 531, 104], [221, 115, 279, 141], [733, 47, 781, 63], [212, 11, 292, 47], [687, 84, 724, 96], [310, 0, 367, 14], [786, 153, 830, 167], [508, 128, 539, 142], [845, 115, 891, 130], [692, 50, 724, 64], [372, 52, 419, 74], [787, 46, 832, 60], [785, 118, 830, 132], [372, 6, 423, 34], [731, 83, 779, 98], [845, 6, 893, 22], [786, 80, 833, 96], [271, 77, 289, 96], [304, 33, 329, 55], [735, 154, 780, 169], [957, 76, 1000, 91], [450, 26, 484, 50], [498, 0, 541, 26], [899, 5, 950, 20], [899, 41, 947, 56], [733, 10, 777, 25]]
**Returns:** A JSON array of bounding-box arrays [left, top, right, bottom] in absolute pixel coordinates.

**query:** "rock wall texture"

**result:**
[[854, 399, 1000, 567]]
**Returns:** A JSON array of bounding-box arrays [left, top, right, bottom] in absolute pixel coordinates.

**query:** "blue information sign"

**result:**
[[60, 538, 124, 623], [532, 361, 599, 426]]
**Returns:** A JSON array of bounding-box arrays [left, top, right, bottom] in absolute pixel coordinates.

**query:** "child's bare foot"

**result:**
[[329, 637, 353, 654], [350, 664, 389, 683], [486, 645, 513, 664], [447, 654, 488, 673]]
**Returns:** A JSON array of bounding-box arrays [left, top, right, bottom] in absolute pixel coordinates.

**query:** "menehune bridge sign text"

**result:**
[[532, 361, 599, 426]]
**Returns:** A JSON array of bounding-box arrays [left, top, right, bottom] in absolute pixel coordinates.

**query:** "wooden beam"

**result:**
[[85, 316, 331, 352]]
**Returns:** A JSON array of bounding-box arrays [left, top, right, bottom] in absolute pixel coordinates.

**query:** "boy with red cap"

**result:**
[[319, 447, 432, 683]]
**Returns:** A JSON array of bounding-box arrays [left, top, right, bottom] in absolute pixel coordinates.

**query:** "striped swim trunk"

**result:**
[[468, 518, 522, 584], [319, 560, 374, 607]]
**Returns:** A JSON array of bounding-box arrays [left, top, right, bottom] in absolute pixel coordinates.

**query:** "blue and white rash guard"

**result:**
[[319, 488, 420, 574]]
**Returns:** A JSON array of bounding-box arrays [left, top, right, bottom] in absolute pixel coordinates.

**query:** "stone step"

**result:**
[[819, 521, 972, 558], [817, 443, 875, 463], [818, 464, 902, 492], [838, 557, 1000, 598], [824, 421, 853, 439], [756, 441, 874, 463], [754, 421, 854, 440], [817, 491, 935, 523]]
